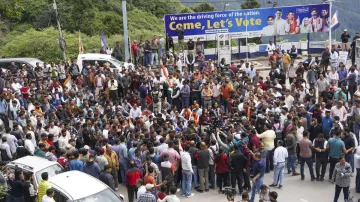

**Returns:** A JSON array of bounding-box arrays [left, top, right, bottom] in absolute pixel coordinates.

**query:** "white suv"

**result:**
[[76, 53, 134, 72]]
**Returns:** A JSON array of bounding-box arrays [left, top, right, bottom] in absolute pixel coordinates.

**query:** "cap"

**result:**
[[325, 109, 331, 112], [84, 145, 90, 150], [145, 184, 154, 190], [299, 104, 305, 108], [334, 120, 340, 124], [344, 29, 348, 32]]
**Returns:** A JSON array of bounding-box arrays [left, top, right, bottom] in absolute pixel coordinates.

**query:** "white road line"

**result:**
[[300, 199, 311, 202]]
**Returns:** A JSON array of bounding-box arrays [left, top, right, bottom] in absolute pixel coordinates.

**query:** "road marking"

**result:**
[[300, 199, 311, 202]]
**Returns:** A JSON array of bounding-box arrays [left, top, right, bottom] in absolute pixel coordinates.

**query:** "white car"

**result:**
[[5, 156, 64, 190], [77, 53, 134, 72], [49, 171, 124, 202]]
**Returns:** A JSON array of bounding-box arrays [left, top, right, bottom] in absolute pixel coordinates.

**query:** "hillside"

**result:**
[[180, 0, 360, 42], [0, 0, 187, 61]]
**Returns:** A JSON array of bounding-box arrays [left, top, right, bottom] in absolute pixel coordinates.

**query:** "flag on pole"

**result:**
[[331, 10, 340, 31], [78, 31, 84, 54], [101, 30, 108, 51]]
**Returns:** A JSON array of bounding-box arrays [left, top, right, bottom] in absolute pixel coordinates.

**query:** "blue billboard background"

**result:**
[[164, 4, 330, 38]]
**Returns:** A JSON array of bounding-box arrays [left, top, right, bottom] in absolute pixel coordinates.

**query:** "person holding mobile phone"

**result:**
[[331, 156, 353, 202]]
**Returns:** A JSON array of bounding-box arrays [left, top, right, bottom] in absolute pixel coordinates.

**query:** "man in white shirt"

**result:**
[[5, 131, 18, 155], [42, 188, 55, 202], [108, 76, 119, 101], [270, 140, 288, 188], [24, 133, 35, 155], [129, 104, 141, 119], [266, 40, 276, 56], [262, 16, 276, 36], [49, 121, 59, 144], [274, 9, 290, 35], [284, 89, 294, 109], [0, 136, 12, 161], [11, 80, 22, 94], [180, 144, 195, 198], [330, 101, 347, 122], [136, 179, 146, 199]]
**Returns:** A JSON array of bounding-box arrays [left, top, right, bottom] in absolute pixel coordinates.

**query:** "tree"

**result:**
[[190, 3, 216, 13], [241, 0, 261, 9], [241, 0, 262, 44]]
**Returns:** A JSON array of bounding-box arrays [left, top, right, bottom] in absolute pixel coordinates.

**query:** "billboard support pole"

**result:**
[[307, 33, 310, 53], [328, 1, 332, 50], [246, 14, 249, 62]]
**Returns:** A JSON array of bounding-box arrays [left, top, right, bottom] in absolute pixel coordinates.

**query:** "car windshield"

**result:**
[[109, 57, 124, 68], [73, 188, 122, 202], [35, 164, 64, 184]]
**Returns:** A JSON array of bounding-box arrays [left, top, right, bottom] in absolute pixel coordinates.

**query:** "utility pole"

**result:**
[[53, 0, 66, 60], [122, 0, 130, 62]]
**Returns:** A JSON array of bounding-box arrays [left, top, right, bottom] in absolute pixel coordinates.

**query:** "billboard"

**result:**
[[164, 4, 330, 39]]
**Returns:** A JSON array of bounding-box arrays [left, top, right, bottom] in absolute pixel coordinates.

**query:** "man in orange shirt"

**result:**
[[144, 166, 167, 195], [220, 80, 232, 113]]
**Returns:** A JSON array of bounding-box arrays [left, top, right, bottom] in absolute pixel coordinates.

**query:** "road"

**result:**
[[116, 165, 360, 202]]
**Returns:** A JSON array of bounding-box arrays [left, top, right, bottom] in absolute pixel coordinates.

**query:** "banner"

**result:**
[[101, 30, 107, 50], [164, 4, 330, 39]]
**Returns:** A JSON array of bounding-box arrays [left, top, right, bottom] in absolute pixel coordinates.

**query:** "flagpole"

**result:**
[[246, 14, 249, 63], [328, 1, 332, 49]]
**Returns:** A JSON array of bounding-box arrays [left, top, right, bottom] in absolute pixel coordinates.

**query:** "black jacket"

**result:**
[[229, 152, 248, 173], [99, 172, 115, 190]]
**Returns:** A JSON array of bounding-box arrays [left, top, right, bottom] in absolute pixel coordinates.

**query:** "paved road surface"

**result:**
[[116, 165, 360, 202]]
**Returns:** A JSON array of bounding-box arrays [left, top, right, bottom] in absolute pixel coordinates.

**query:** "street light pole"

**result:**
[[122, 0, 130, 62], [53, 0, 66, 60]]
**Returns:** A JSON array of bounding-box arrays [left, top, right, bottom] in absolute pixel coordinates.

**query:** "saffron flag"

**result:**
[[331, 10, 340, 31], [78, 31, 84, 54]]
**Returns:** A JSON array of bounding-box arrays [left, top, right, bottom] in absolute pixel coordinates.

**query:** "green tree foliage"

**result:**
[[0, 28, 125, 62], [190, 3, 216, 13], [0, 0, 24, 20], [241, 0, 261, 9]]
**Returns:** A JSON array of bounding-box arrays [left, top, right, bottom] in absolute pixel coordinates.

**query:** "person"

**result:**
[[180, 144, 195, 198], [37, 172, 51, 202], [215, 147, 229, 194], [7, 168, 25, 202], [136, 179, 146, 199], [99, 165, 116, 191], [285, 125, 299, 176], [285, 11, 299, 34], [69, 150, 84, 171], [299, 17, 312, 34], [158, 186, 180, 202], [341, 29, 351, 51], [327, 130, 346, 181], [266, 40, 276, 56], [259, 184, 270, 202], [241, 192, 250, 202], [24, 172, 36, 202], [126, 161, 142, 202], [249, 152, 265, 202], [313, 133, 328, 181], [262, 16, 276, 36], [42, 188, 55, 202], [157, 185, 167, 200], [354, 144, 360, 193], [309, 8, 322, 32], [194, 142, 210, 193], [299, 132, 316, 181], [104, 144, 119, 190], [274, 9, 289, 35], [270, 140, 288, 188], [331, 156, 352, 202], [83, 154, 101, 179], [113, 41, 123, 61], [137, 184, 156, 202], [269, 191, 278, 202]]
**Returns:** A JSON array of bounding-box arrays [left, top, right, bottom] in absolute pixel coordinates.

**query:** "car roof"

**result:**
[[8, 156, 58, 172], [78, 53, 112, 60], [49, 171, 108, 200], [0, 58, 44, 66]]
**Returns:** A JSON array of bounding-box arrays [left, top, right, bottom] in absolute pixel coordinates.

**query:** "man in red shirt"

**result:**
[[249, 129, 260, 152], [269, 50, 280, 68], [131, 40, 138, 65], [220, 81, 232, 113], [126, 161, 142, 202], [20, 82, 30, 100]]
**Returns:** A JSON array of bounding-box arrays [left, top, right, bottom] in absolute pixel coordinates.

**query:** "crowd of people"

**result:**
[[1, 29, 360, 202]]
